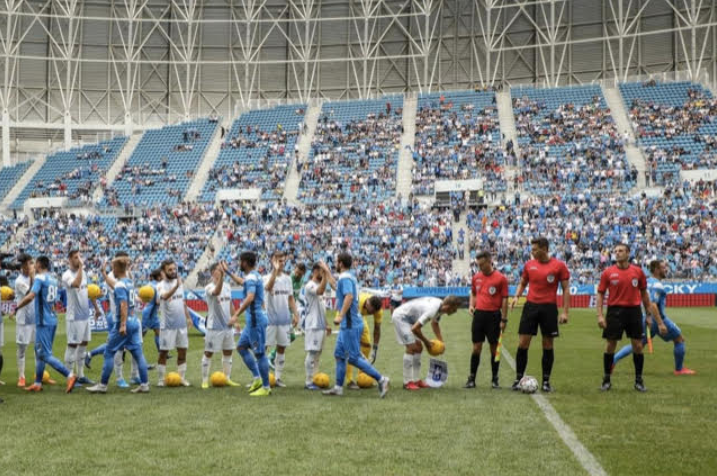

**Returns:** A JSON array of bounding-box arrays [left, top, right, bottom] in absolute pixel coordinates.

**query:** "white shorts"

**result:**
[[266, 324, 292, 347], [16, 323, 35, 346], [393, 319, 416, 345], [160, 327, 189, 350], [66, 319, 92, 345], [304, 329, 326, 352], [204, 329, 235, 353]]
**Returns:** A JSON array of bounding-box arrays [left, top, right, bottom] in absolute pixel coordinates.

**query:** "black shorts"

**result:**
[[603, 306, 644, 341], [518, 302, 559, 337], [472, 310, 502, 344]]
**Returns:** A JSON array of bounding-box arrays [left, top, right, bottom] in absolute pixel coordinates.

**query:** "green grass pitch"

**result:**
[[0, 307, 715, 476]]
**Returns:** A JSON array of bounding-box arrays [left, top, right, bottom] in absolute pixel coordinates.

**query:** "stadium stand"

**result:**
[[297, 96, 404, 205], [0, 162, 31, 203], [412, 89, 507, 196], [619, 81, 717, 185], [512, 85, 637, 195], [199, 105, 306, 202], [11, 137, 128, 209], [108, 119, 218, 207]]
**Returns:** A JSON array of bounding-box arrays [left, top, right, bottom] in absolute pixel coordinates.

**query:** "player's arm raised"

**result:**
[[70, 258, 83, 288], [223, 261, 244, 286], [264, 256, 280, 293], [161, 274, 181, 300], [318, 261, 337, 290], [212, 268, 224, 296]]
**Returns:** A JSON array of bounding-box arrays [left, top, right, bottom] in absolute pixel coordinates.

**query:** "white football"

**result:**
[[519, 375, 539, 394]]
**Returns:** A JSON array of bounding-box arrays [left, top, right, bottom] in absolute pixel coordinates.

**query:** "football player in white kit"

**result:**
[[392, 296, 461, 390], [201, 261, 241, 388], [157, 259, 192, 386], [62, 250, 102, 386], [263, 251, 299, 388], [13, 254, 36, 387], [302, 263, 331, 390]]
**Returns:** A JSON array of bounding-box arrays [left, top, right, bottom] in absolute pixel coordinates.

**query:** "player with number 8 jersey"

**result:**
[[13, 256, 78, 393]]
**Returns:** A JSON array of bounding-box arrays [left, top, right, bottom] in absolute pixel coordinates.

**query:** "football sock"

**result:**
[[470, 353, 480, 377], [633, 353, 644, 381], [402, 354, 412, 384], [516, 347, 528, 380], [674, 341, 685, 371], [603, 353, 614, 380], [542, 348, 554, 382]]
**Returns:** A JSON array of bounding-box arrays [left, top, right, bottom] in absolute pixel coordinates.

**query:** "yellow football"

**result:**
[[0, 286, 14, 301], [357, 372, 375, 388], [138, 285, 155, 304], [42, 370, 53, 384], [427, 339, 446, 356], [87, 284, 102, 300], [269, 372, 277, 388], [312, 372, 330, 389], [165, 371, 182, 387], [210, 371, 228, 387]]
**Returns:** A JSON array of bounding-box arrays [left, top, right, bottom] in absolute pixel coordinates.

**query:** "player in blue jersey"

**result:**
[[13, 256, 78, 393], [613, 260, 695, 375], [142, 268, 163, 354], [87, 256, 150, 393], [233, 251, 272, 397], [321, 254, 389, 398]]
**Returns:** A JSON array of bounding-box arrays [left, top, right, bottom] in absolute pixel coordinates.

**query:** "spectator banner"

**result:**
[[403, 283, 717, 298]]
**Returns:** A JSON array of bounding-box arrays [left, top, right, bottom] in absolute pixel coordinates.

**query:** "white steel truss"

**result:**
[[0, 0, 715, 162]]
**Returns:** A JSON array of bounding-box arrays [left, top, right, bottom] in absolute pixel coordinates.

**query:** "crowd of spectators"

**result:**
[[513, 89, 636, 195], [297, 99, 403, 204], [412, 92, 508, 196]]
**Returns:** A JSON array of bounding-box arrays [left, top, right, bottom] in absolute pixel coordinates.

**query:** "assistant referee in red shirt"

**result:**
[[597, 243, 665, 392], [465, 251, 509, 389], [509, 237, 570, 393]]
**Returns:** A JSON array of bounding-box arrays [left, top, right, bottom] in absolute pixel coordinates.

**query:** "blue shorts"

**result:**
[[238, 313, 268, 354], [648, 317, 682, 342], [334, 324, 364, 361], [106, 318, 143, 353], [35, 325, 57, 356], [142, 308, 160, 331]]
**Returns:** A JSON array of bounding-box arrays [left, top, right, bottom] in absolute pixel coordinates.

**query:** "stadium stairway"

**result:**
[[451, 211, 470, 280], [185, 230, 225, 289], [184, 119, 224, 202], [496, 90, 519, 146], [283, 102, 322, 204], [396, 94, 417, 200], [602, 85, 647, 189], [95, 132, 144, 199], [1, 157, 46, 210]]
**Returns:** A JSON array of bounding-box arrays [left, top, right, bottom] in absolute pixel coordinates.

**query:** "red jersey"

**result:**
[[471, 270, 509, 311], [598, 264, 647, 307], [521, 258, 570, 304]]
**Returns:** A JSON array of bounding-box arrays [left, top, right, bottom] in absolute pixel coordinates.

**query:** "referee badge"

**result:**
[[489, 286, 496, 295], [547, 274, 555, 283], [631, 278, 638, 287]]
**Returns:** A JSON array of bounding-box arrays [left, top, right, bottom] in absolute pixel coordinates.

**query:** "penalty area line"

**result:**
[[501, 348, 608, 476]]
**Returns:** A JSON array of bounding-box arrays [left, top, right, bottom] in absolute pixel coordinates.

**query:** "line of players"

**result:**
[[1, 236, 694, 398]]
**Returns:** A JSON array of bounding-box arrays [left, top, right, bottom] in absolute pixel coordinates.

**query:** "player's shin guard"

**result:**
[[335, 358, 347, 387], [275, 353, 286, 380], [412, 354, 422, 382], [613, 344, 633, 365], [603, 353, 614, 380], [113, 351, 124, 380], [633, 353, 644, 381], [542, 349, 554, 383], [515, 347, 528, 380], [238, 347, 260, 379], [201, 355, 211, 384], [402, 354, 412, 384], [17, 344, 27, 378], [76, 346, 87, 378], [674, 341, 685, 371], [222, 356, 232, 379], [350, 356, 381, 382], [257, 354, 270, 388]]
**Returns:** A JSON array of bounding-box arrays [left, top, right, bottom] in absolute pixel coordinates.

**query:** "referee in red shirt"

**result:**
[[509, 237, 570, 392], [597, 243, 665, 392], [465, 251, 509, 389]]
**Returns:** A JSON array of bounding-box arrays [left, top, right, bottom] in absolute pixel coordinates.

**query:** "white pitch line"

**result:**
[[501, 348, 608, 476]]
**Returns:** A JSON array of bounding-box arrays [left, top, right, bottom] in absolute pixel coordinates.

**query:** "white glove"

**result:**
[[369, 344, 378, 364]]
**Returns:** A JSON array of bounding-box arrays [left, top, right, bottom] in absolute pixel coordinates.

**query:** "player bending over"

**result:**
[[393, 296, 461, 390]]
